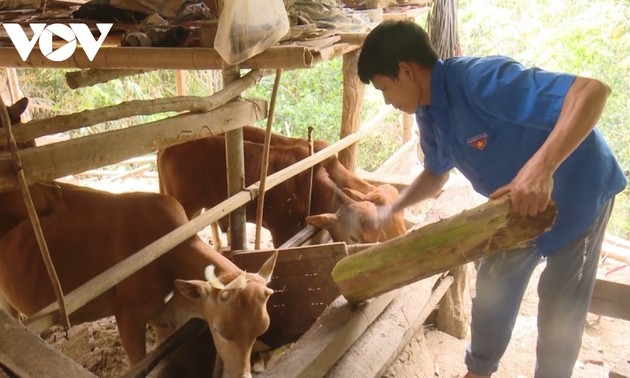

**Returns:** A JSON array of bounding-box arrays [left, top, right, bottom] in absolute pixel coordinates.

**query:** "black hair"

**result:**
[[357, 20, 439, 84]]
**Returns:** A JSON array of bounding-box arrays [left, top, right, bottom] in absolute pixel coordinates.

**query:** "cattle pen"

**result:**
[[1, 1, 629, 377]]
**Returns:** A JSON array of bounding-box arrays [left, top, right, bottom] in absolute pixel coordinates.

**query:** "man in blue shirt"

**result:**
[[358, 20, 626, 378]]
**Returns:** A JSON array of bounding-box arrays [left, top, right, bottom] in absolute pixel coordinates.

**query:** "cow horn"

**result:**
[[224, 271, 247, 291], [204, 265, 225, 290]]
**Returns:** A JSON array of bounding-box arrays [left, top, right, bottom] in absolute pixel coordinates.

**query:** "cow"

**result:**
[[0, 182, 277, 378], [157, 128, 406, 246], [158, 135, 387, 247]]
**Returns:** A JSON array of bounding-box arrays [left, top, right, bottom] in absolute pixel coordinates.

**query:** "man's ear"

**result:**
[[398, 62, 414, 80]]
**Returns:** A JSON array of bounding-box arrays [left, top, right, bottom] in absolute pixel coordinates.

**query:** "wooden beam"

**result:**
[[327, 275, 450, 377], [589, 278, 630, 321], [0, 99, 267, 191], [332, 196, 557, 304], [65, 69, 151, 89], [0, 310, 96, 378]]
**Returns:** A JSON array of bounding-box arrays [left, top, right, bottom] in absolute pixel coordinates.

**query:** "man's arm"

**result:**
[[490, 76, 611, 216], [389, 169, 450, 214]]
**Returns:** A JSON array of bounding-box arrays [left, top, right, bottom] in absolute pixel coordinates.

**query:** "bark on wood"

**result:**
[[0, 69, 264, 146], [332, 196, 557, 304], [338, 49, 364, 171], [0, 100, 267, 191], [0, 310, 96, 378], [65, 69, 151, 89]]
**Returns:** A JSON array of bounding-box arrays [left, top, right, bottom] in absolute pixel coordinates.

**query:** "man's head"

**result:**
[[358, 20, 438, 113]]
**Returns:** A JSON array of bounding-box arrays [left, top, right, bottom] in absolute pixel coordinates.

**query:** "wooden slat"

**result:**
[[327, 275, 450, 377], [0, 310, 96, 378], [589, 278, 630, 321], [0, 99, 267, 190]]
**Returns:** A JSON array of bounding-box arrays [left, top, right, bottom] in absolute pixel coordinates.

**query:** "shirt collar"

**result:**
[[430, 59, 449, 108]]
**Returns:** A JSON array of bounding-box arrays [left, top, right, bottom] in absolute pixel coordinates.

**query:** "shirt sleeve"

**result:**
[[416, 108, 454, 174], [463, 56, 576, 131]]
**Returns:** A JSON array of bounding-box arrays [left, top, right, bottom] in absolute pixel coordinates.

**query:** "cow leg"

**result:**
[[115, 310, 147, 364]]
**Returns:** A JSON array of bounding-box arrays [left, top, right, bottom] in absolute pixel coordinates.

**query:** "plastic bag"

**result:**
[[214, 0, 290, 65]]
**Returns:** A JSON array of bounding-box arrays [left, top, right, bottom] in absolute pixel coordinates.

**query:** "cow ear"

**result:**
[[174, 279, 211, 300], [342, 188, 366, 202], [257, 251, 278, 283], [7, 98, 28, 121], [306, 213, 338, 230]]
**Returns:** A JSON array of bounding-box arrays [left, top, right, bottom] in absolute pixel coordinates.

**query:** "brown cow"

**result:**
[[158, 135, 385, 247], [0, 182, 277, 378]]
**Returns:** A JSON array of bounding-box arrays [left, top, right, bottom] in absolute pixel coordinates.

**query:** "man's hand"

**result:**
[[490, 160, 554, 216], [376, 204, 394, 227]]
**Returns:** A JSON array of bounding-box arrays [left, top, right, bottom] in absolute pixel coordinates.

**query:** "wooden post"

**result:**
[[222, 65, 247, 251], [338, 50, 364, 171], [401, 112, 413, 143], [332, 196, 557, 304]]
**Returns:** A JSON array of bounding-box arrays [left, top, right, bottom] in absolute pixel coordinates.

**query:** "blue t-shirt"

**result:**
[[416, 56, 627, 256]]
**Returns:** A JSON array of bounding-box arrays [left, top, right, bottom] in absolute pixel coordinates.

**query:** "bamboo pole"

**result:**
[[255, 69, 282, 250], [0, 100, 71, 331], [332, 196, 557, 304], [0, 69, 265, 146]]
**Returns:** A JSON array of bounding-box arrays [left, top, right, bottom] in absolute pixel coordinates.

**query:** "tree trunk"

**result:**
[[331, 196, 556, 304]]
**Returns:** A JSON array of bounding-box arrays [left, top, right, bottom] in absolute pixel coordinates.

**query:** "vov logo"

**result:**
[[1, 23, 113, 62]]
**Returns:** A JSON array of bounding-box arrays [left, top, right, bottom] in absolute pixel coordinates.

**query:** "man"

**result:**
[[358, 20, 626, 378]]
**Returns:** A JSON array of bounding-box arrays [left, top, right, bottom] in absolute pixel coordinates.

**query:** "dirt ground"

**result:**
[[41, 173, 630, 377]]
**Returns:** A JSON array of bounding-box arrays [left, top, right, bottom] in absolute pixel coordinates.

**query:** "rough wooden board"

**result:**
[[590, 278, 630, 321], [231, 243, 347, 347], [0, 310, 96, 378], [610, 354, 630, 378], [327, 275, 447, 377], [257, 290, 400, 378]]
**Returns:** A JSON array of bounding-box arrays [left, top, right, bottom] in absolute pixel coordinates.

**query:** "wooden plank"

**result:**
[[0, 310, 96, 378], [257, 291, 400, 378], [590, 278, 630, 321], [231, 243, 347, 347], [327, 275, 451, 377], [0, 99, 267, 190], [332, 195, 557, 304]]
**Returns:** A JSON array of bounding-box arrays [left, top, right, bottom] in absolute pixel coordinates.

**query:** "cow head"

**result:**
[[174, 251, 278, 378], [305, 200, 381, 244], [343, 184, 406, 241]]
